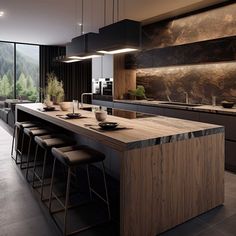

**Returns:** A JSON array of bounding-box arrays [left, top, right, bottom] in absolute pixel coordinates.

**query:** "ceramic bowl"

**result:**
[[95, 111, 107, 122], [60, 102, 71, 111], [221, 101, 234, 109]]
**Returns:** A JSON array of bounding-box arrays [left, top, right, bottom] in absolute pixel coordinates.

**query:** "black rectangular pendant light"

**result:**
[[66, 32, 102, 60], [93, 19, 142, 54]]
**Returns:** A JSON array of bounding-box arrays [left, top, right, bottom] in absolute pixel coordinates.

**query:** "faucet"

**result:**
[[184, 92, 189, 104], [81, 93, 93, 108]]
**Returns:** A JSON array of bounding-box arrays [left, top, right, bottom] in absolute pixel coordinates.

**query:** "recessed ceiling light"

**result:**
[[0, 11, 4, 17]]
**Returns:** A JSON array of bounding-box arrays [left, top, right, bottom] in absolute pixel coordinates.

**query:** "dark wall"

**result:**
[[40, 45, 92, 103]]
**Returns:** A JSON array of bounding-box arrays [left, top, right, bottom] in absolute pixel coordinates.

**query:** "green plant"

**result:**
[[129, 85, 146, 99], [45, 72, 64, 103]]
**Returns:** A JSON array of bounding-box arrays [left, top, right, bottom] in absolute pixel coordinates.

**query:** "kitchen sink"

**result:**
[[160, 102, 202, 107], [80, 107, 93, 111]]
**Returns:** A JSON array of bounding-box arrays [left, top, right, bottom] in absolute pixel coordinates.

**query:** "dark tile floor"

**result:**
[[0, 121, 236, 236]]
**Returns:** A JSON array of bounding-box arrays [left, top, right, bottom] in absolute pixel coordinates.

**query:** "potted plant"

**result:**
[[129, 85, 147, 100], [45, 72, 65, 105]]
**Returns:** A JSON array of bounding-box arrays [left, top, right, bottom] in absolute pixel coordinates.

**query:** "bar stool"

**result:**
[[32, 134, 73, 200], [49, 145, 111, 236], [11, 121, 38, 163], [22, 127, 51, 180]]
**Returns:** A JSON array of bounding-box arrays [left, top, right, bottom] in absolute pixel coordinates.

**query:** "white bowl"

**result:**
[[95, 111, 107, 122], [60, 102, 71, 111]]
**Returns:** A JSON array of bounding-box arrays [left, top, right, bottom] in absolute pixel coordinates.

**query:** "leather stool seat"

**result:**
[[51, 145, 105, 166], [34, 135, 70, 149], [15, 121, 37, 129], [24, 127, 50, 137]]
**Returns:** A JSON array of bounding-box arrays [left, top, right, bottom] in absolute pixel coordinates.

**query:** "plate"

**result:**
[[43, 106, 55, 111], [99, 122, 119, 130], [66, 113, 81, 118]]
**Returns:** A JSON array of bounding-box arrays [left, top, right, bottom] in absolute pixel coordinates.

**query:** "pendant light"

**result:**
[[66, 0, 102, 60], [95, 0, 141, 54]]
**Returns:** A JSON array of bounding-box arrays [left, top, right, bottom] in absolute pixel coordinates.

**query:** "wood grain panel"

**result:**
[[114, 55, 136, 99], [120, 133, 224, 236]]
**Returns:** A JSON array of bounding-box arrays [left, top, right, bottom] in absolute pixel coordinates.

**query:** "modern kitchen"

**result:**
[[0, 0, 236, 236]]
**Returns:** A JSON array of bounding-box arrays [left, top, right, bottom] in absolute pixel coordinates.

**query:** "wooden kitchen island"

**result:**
[[16, 103, 224, 236]]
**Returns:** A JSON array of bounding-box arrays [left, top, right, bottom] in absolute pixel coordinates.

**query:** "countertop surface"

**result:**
[[16, 103, 223, 151], [114, 99, 236, 116]]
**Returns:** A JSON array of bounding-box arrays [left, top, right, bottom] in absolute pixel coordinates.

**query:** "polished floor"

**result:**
[[0, 121, 236, 236]]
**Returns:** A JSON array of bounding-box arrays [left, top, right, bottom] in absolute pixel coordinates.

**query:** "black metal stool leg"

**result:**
[[32, 144, 39, 186], [20, 137, 32, 169], [101, 162, 111, 220], [11, 125, 16, 159], [86, 165, 92, 200], [40, 149, 48, 200], [19, 133, 26, 168], [64, 167, 71, 236], [49, 158, 57, 213], [25, 136, 32, 180]]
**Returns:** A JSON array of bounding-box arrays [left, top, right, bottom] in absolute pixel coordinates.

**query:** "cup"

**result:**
[[212, 96, 216, 106], [72, 100, 78, 113], [95, 110, 107, 122]]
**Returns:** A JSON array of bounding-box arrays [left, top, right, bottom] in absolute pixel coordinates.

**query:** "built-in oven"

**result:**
[[92, 78, 113, 101], [101, 78, 113, 96]]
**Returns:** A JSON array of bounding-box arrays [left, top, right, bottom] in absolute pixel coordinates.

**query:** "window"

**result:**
[[16, 44, 39, 101], [0, 42, 14, 100], [0, 41, 39, 102]]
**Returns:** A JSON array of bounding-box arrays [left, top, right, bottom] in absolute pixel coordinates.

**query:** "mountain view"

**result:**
[[0, 42, 39, 101]]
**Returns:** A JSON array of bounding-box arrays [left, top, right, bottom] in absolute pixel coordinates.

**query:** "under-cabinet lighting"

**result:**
[[97, 48, 138, 54]]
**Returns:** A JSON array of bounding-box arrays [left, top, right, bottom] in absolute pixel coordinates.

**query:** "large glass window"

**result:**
[[0, 42, 14, 100], [0, 42, 39, 102], [16, 44, 39, 101]]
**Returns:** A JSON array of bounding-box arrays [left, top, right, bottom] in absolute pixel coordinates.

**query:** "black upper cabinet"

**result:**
[[125, 36, 236, 69]]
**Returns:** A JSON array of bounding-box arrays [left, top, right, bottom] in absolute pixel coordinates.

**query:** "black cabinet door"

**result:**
[[113, 102, 138, 112], [164, 108, 199, 121], [225, 140, 236, 172], [137, 105, 164, 115], [199, 112, 236, 141]]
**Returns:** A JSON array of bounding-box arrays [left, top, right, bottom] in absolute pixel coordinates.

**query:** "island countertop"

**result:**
[[16, 103, 223, 151]]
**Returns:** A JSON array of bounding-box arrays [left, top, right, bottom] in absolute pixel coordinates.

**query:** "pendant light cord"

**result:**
[[81, 0, 84, 34], [104, 0, 106, 26], [112, 0, 115, 23], [117, 0, 119, 21]]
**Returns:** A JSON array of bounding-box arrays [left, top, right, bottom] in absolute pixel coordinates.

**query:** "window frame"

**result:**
[[0, 40, 40, 100]]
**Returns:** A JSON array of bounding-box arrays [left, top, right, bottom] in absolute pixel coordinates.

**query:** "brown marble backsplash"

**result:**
[[142, 2, 236, 49], [136, 62, 236, 105]]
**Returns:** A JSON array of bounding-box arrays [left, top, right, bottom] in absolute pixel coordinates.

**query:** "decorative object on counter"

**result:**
[[99, 122, 119, 130], [221, 101, 235, 108], [128, 85, 147, 100], [65, 113, 82, 119], [45, 72, 64, 105], [95, 106, 107, 122], [44, 94, 53, 107], [59, 101, 71, 111]]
